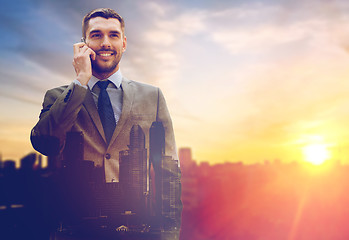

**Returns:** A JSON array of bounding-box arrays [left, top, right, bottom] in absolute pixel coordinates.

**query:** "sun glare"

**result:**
[[302, 144, 330, 165]]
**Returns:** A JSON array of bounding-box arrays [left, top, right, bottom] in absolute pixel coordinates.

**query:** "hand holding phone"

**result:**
[[72, 41, 96, 86]]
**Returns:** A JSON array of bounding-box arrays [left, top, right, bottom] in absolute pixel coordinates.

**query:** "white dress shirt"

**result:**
[[74, 70, 123, 126]]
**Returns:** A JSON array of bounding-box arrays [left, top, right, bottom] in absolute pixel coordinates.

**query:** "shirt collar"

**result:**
[[88, 69, 123, 90]]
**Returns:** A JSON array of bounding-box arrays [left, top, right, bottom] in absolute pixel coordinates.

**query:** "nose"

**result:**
[[101, 36, 111, 49]]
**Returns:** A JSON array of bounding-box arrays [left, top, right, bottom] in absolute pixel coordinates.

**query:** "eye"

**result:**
[[91, 33, 102, 38], [110, 33, 120, 38]]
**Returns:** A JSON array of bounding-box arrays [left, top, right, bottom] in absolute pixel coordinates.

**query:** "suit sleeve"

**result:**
[[157, 89, 178, 161], [31, 83, 88, 156], [157, 88, 183, 240]]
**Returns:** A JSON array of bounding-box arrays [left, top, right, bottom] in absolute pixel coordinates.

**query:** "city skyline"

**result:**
[[2, 0, 349, 165], [4, 144, 349, 239]]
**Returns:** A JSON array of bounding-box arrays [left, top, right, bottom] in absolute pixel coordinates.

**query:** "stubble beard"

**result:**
[[91, 57, 119, 75]]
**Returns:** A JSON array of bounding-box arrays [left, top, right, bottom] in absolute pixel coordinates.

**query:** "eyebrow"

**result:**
[[109, 31, 121, 35], [89, 30, 102, 35], [89, 30, 121, 36]]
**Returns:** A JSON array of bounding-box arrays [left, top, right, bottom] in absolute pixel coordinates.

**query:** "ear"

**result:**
[[122, 35, 127, 52]]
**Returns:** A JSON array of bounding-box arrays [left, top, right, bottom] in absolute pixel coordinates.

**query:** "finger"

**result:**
[[79, 45, 90, 55], [87, 48, 97, 61], [73, 42, 86, 55]]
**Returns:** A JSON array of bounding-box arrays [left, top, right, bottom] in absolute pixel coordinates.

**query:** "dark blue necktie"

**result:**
[[97, 80, 116, 144]]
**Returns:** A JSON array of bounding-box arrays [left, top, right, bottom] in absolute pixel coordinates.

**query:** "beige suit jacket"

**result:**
[[31, 77, 182, 238], [31, 77, 178, 182]]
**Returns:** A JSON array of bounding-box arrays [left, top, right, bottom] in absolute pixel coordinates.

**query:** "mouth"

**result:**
[[96, 51, 116, 58], [98, 53, 113, 57]]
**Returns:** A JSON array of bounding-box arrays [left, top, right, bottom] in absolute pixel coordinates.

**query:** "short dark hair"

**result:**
[[82, 8, 125, 39]]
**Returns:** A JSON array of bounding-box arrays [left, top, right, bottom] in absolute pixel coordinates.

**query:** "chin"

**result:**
[[92, 62, 118, 74]]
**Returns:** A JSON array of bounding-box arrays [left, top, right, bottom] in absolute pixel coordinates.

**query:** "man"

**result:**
[[31, 8, 181, 239]]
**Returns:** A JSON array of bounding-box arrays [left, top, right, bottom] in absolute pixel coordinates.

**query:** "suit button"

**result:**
[[105, 153, 111, 159]]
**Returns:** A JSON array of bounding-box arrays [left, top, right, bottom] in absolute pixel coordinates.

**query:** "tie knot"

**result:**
[[97, 80, 110, 90]]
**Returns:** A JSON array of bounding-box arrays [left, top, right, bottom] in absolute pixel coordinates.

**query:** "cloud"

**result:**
[[123, 2, 206, 89], [3, 0, 349, 163], [211, 21, 309, 54]]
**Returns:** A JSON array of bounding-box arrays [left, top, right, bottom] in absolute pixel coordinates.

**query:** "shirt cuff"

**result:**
[[73, 79, 88, 89]]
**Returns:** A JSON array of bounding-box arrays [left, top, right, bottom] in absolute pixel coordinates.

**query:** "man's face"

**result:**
[[85, 17, 127, 77]]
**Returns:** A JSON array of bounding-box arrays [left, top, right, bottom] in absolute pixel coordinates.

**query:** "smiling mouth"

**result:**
[[97, 51, 116, 57], [99, 53, 113, 57]]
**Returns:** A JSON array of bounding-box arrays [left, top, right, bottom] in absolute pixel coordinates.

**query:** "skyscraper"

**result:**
[[119, 125, 148, 220], [150, 121, 180, 230]]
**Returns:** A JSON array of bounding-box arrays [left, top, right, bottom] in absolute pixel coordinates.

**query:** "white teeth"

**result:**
[[99, 53, 112, 57]]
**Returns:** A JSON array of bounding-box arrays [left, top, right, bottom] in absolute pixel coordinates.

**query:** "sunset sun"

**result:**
[[302, 144, 330, 165]]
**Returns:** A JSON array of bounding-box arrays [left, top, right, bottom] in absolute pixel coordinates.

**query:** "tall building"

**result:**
[[179, 147, 199, 210], [119, 125, 148, 220], [62, 131, 84, 167], [179, 148, 192, 163], [162, 156, 180, 229], [149, 121, 165, 220], [150, 121, 180, 230], [179, 147, 197, 175]]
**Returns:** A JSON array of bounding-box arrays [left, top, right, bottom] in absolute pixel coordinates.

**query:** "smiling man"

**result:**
[[31, 8, 181, 240], [76, 12, 126, 83]]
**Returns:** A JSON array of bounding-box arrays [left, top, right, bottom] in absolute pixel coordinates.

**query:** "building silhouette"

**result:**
[[0, 121, 181, 239], [119, 124, 148, 221], [179, 148, 196, 173], [178, 147, 199, 211], [150, 121, 180, 230]]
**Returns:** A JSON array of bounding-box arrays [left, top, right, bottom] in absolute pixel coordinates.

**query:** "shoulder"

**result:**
[[122, 78, 162, 101], [43, 85, 74, 105], [46, 85, 69, 96], [122, 78, 158, 91]]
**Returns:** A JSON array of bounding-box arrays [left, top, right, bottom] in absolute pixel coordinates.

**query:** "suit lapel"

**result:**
[[109, 78, 134, 145], [83, 89, 106, 143]]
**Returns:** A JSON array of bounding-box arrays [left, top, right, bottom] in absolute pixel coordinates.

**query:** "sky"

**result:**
[[2, 0, 349, 165]]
